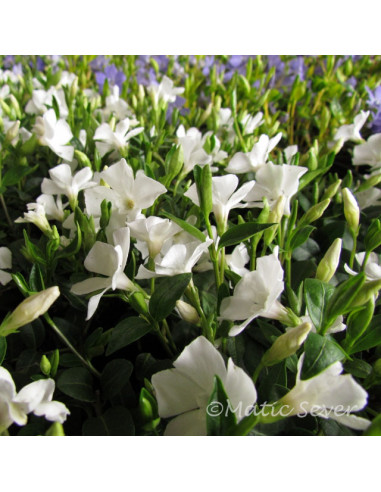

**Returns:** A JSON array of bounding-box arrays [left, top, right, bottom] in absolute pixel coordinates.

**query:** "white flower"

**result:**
[[36, 194, 67, 222], [0, 287, 60, 337], [345, 252, 381, 281], [184, 174, 255, 228], [283, 145, 298, 164], [33, 109, 74, 161], [91, 158, 167, 221], [41, 163, 96, 208], [100, 85, 134, 121], [148, 75, 184, 105], [94, 118, 144, 158], [202, 131, 228, 163], [342, 187, 360, 231], [0, 247, 12, 286], [177, 125, 212, 175], [226, 133, 282, 174], [226, 243, 250, 277], [241, 112, 264, 135], [244, 162, 308, 216], [220, 247, 288, 336], [356, 187, 381, 210], [135, 238, 213, 279], [15, 202, 52, 235], [353, 133, 381, 172], [70, 227, 134, 319], [333, 110, 369, 143], [25, 87, 69, 118], [277, 355, 370, 431], [0, 367, 69, 431], [217, 108, 235, 144], [151, 336, 257, 435], [128, 216, 181, 259]]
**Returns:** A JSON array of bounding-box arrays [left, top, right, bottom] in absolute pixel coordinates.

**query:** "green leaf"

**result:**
[[100, 359, 133, 400], [206, 375, 237, 436], [218, 222, 275, 249], [82, 407, 135, 436], [301, 333, 346, 380], [149, 273, 192, 321], [288, 226, 315, 251], [324, 273, 366, 328], [0, 337, 6, 365], [2, 164, 39, 187], [161, 211, 207, 242], [57, 367, 95, 402], [106, 317, 152, 356], [343, 359, 372, 379], [304, 279, 335, 330], [344, 299, 375, 350], [348, 315, 381, 354], [56, 222, 82, 259]]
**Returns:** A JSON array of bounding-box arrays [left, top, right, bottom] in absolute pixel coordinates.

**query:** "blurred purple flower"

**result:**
[[366, 85, 381, 133]]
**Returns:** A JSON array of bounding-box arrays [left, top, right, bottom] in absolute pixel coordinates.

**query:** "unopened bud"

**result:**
[[70, 77, 78, 100], [40, 355, 51, 376], [176, 300, 200, 325], [352, 279, 381, 308], [261, 322, 312, 367], [299, 199, 330, 226], [5, 120, 20, 143], [322, 179, 342, 200], [129, 292, 149, 315], [357, 173, 381, 192], [0, 287, 60, 337], [74, 150, 91, 168], [342, 188, 360, 231], [316, 238, 342, 283]]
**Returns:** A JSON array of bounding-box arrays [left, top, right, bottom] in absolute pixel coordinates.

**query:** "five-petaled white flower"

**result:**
[[15, 202, 52, 235], [0, 366, 70, 432], [177, 125, 212, 175], [148, 75, 184, 105], [333, 110, 369, 144], [151, 336, 257, 436], [220, 247, 289, 336], [87, 158, 167, 222], [94, 118, 144, 158], [41, 163, 96, 208], [184, 174, 255, 229], [244, 162, 308, 216], [226, 133, 282, 174], [33, 108, 74, 161], [70, 227, 134, 319], [276, 354, 370, 431], [135, 238, 213, 279], [128, 216, 181, 259]]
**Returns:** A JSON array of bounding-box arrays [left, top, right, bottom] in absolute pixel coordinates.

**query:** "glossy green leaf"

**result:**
[[149, 273, 192, 321], [304, 278, 334, 330], [218, 222, 275, 249], [288, 226, 315, 251], [57, 367, 95, 402], [106, 317, 152, 356], [100, 359, 133, 400], [301, 333, 346, 380]]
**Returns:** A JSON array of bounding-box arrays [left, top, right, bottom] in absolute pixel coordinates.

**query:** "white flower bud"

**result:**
[[176, 300, 200, 325], [342, 188, 360, 231], [316, 238, 342, 283], [0, 287, 60, 336]]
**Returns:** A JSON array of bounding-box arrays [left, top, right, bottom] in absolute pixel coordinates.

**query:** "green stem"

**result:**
[[0, 194, 13, 229], [44, 314, 101, 378], [252, 362, 264, 383], [186, 281, 213, 342], [349, 229, 358, 270]]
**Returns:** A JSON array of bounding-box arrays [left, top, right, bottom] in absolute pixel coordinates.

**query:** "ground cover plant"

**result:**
[[1, 55, 381, 436]]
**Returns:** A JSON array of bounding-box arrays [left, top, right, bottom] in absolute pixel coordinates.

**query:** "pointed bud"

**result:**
[[5, 120, 20, 143], [299, 199, 330, 226], [316, 238, 342, 283], [40, 355, 51, 376], [129, 292, 149, 316], [351, 279, 381, 308], [357, 174, 381, 192], [74, 150, 92, 168], [262, 322, 312, 367], [322, 179, 342, 200], [342, 188, 360, 231], [0, 287, 60, 337], [176, 300, 200, 325]]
